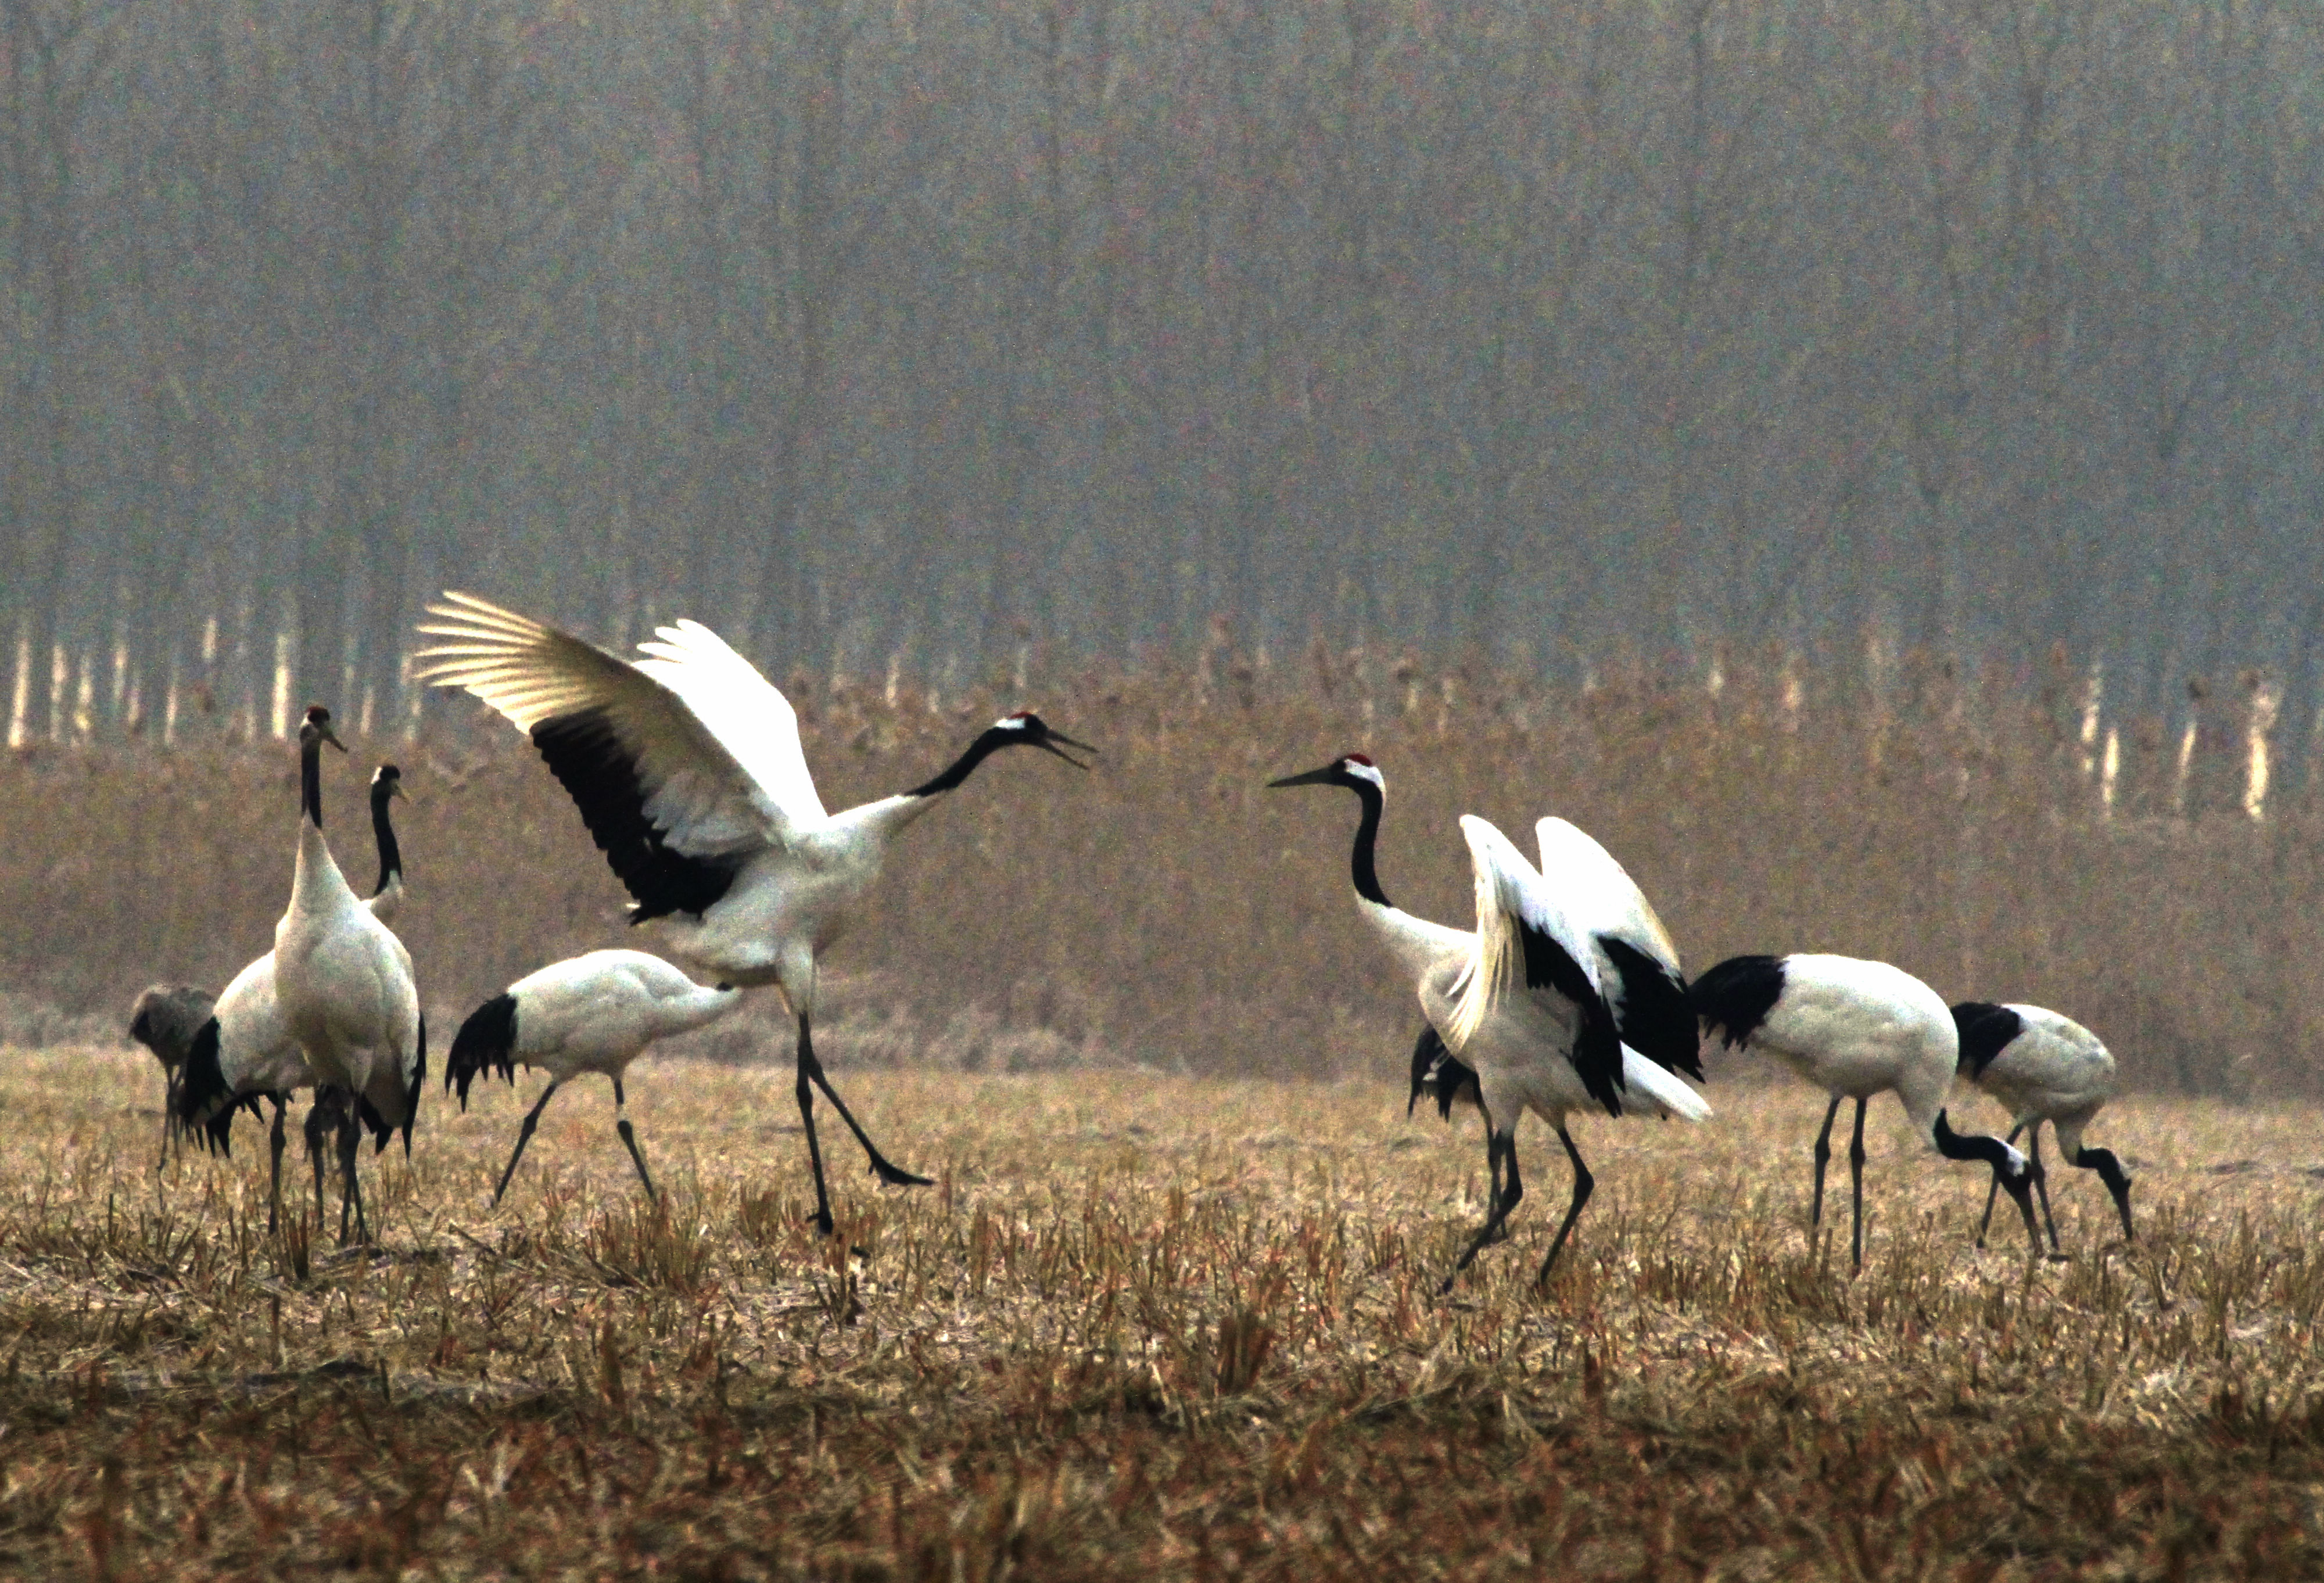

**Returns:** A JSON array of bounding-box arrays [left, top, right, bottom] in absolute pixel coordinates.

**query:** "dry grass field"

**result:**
[[1, 1039, 2318, 1578]]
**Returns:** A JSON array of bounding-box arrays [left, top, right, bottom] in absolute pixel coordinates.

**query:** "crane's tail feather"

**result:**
[[1688, 955, 1787, 1051], [1601, 938, 1703, 1081], [1620, 1047, 1712, 1122], [171, 1018, 249, 1155], [446, 993, 519, 1111]]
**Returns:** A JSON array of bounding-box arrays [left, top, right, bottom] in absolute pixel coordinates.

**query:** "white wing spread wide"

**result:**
[[632, 619, 826, 830], [1446, 814, 1606, 1052], [413, 592, 824, 853], [1534, 816, 1680, 966]]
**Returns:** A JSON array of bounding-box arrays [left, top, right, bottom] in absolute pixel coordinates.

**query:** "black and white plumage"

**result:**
[[414, 593, 1092, 1235], [1952, 1001, 2134, 1254], [446, 949, 741, 1205], [265, 708, 425, 1244], [173, 761, 410, 1233], [1532, 818, 1697, 1077], [1271, 756, 1709, 1291], [1691, 953, 2042, 1268], [129, 984, 215, 1166]]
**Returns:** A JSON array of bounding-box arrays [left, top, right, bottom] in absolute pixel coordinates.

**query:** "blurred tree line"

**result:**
[[3, 0, 2321, 759]]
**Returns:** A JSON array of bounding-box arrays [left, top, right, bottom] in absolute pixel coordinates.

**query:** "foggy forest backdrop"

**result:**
[[3, 0, 2322, 752], [8, 0, 2324, 1096]]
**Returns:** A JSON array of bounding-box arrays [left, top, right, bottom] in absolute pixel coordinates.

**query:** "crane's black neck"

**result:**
[[371, 784, 403, 896], [905, 728, 1008, 800], [1347, 778, 1390, 909], [300, 733, 325, 827], [1932, 1109, 2021, 1176]]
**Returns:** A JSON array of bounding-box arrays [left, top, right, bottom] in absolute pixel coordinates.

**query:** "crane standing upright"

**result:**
[[1270, 756, 1708, 1290]]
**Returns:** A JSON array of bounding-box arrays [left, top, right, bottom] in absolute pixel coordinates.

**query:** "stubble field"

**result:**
[[1, 1040, 2319, 1578]]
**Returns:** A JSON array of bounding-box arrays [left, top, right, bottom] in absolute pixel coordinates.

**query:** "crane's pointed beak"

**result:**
[[1267, 764, 1340, 789], [321, 722, 349, 753], [1036, 730, 1095, 770], [388, 778, 408, 801]]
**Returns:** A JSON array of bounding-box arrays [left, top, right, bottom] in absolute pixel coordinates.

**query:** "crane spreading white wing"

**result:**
[[415, 593, 826, 920], [1447, 815, 1627, 1115], [632, 619, 827, 830], [1534, 817, 1680, 965], [1533, 816, 1699, 1078]]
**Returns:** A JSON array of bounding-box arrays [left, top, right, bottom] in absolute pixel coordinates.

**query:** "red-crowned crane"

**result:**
[[1691, 953, 2040, 1268], [446, 949, 741, 1204], [1270, 756, 1709, 1291], [174, 760, 411, 1235], [1952, 1000, 2134, 1255], [414, 594, 1092, 1235], [266, 708, 425, 1245]]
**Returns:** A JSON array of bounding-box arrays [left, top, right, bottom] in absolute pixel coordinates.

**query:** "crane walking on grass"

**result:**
[[1952, 1000, 2134, 1255], [1270, 756, 1709, 1291], [1690, 953, 2041, 1269], [447, 949, 741, 1205], [414, 593, 1094, 1234], [173, 763, 412, 1234]]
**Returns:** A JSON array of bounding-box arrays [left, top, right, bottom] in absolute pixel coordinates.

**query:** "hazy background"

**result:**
[[8, 648, 2320, 1097], [5, 0, 2322, 1094], [3, 0, 2322, 756]]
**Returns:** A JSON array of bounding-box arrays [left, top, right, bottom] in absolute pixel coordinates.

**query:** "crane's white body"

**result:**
[[1962, 1003, 2115, 1148], [448, 949, 743, 1206], [1952, 999, 2132, 1251], [211, 952, 311, 1100], [1339, 799, 1707, 1129], [210, 883, 404, 1108], [274, 819, 422, 1136], [1739, 955, 1959, 1129], [650, 802, 929, 997], [490, 950, 740, 1084], [1693, 952, 2039, 1265]]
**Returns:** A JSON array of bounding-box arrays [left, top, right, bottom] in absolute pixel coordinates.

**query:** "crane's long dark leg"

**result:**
[[304, 1095, 336, 1232], [336, 1100, 370, 1247], [798, 1015, 931, 1189], [158, 1071, 180, 1172], [795, 1018, 837, 1236], [1975, 1121, 2027, 1248], [1533, 1123, 1596, 1288], [492, 1080, 561, 1208], [612, 1078, 656, 1201], [1481, 1111, 1511, 1244], [1848, 1096, 1868, 1271], [1440, 1128, 1523, 1296], [267, 1097, 288, 1236], [1808, 1094, 1843, 1248], [2026, 1123, 2064, 1257]]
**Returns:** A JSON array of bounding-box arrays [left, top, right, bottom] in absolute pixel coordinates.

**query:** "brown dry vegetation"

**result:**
[[5, 647, 2319, 1096], [0, 1040, 2319, 1578]]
